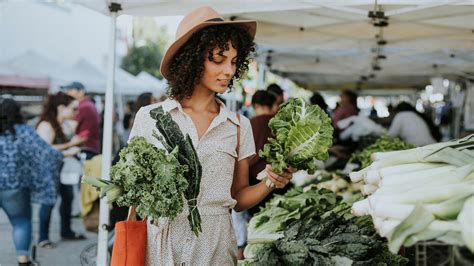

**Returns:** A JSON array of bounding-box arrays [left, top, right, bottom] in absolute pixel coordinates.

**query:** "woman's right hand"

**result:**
[[265, 165, 297, 189]]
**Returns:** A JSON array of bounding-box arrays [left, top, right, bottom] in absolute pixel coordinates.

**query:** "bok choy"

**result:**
[[257, 98, 333, 186]]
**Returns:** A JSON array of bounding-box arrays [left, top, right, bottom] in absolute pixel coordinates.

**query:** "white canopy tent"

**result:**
[[63, 1, 474, 264], [76, 0, 474, 89], [234, 2, 474, 89], [1, 50, 159, 95], [136, 71, 167, 96], [3, 51, 79, 89]]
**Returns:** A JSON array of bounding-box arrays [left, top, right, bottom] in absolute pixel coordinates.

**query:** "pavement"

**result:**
[[0, 199, 100, 266]]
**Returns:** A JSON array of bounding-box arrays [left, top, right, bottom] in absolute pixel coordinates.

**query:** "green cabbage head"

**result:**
[[260, 98, 333, 174]]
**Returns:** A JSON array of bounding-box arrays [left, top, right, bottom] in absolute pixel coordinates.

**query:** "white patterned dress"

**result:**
[[128, 98, 255, 265]]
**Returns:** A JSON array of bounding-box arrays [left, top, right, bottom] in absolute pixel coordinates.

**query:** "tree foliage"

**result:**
[[121, 42, 164, 79]]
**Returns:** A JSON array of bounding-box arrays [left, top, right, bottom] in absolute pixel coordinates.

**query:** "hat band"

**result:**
[[206, 18, 224, 22]]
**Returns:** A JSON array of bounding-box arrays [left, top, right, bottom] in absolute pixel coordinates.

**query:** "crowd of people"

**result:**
[[0, 81, 102, 265]]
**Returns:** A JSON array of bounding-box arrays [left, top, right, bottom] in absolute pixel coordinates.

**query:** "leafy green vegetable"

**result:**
[[350, 135, 415, 168], [83, 136, 188, 220], [243, 187, 407, 265], [259, 98, 333, 175], [247, 187, 341, 244], [245, 212, 407, 265], [149, 106, 203, 236]]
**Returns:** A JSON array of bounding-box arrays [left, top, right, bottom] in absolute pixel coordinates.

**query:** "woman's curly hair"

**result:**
[[167, 24, 256, 101]]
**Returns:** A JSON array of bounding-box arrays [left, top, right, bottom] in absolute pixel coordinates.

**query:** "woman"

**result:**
[[0, 98, 67, 265], [36, 92, 85, 248], [388, 101, 441, 146], [332, 89, 359, 129], [129, 6, 294, 264]]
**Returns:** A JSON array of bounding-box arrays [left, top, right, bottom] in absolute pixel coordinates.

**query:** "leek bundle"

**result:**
[[350, 135, 474, 253]]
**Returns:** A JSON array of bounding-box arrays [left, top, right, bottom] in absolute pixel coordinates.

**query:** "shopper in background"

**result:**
[[0, 98, 66, 266], [36, 92, 86, 247], [130, 92, 158, 128], [310, 92, 329, 115], [62, 81, 101, 159], [266, 83, 284, 109], [121, 100, 135, 145], [332, 89, 359, 129], [388, 101, 441, 146]]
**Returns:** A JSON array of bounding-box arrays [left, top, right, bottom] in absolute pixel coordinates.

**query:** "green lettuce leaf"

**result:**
[[260, 98, 333, 174]]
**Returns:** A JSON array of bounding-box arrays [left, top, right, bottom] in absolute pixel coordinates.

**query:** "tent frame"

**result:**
[[97, 3, 120, 265]]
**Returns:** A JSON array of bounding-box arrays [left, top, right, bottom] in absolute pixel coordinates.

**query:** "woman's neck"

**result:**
[[255, 107, 273, 116], [180, 85, 219, 113]]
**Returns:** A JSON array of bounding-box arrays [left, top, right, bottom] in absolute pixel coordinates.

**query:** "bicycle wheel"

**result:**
[[80, 243, 110, 266]]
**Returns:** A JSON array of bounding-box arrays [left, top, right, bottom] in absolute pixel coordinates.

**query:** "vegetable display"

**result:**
[[243, 187, 407, 265], [258, 98, 333, 186], [301, 170, 363, 204], [82, 136, 188, 220], [350, 134, 474, 253], [350, 136, 415, 169], [247, 187, 341, 243]]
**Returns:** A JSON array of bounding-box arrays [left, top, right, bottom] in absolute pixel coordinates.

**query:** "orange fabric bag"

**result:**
[[111, 207, 147, 266]]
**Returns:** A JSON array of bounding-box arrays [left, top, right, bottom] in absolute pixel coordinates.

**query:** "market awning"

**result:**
[[0, 75, 50, 89], [74, 0, 474, 88]]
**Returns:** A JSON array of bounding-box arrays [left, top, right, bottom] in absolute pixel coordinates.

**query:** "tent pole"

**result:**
[[97, 3, 120, 265]]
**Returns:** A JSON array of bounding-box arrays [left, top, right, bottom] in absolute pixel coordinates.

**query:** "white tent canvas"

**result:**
[[136, 71, 166, 95], [5, 50, 82, 89], [74, 0, 474, 88], [241, 3, 474, 88]]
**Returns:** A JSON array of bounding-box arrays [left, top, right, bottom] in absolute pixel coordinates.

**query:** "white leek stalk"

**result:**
[[457, 196, 474, 252]]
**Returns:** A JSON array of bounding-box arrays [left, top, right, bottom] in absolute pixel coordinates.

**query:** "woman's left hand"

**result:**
[[265, 165, 297, 189]]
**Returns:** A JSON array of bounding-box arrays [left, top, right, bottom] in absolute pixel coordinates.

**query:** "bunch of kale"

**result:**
[[245, 210, 408, 266], [150, 106, 203, 236], [83, 136, 188, 221]]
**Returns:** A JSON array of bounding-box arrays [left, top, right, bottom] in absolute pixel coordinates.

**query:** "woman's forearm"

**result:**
[[233, 181, 273, 212]]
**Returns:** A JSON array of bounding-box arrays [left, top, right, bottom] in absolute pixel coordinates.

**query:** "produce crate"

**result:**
[[413, 241, 474, 266]]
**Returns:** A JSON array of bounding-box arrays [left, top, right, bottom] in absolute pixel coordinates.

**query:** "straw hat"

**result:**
[[160, 6, 257, 80]]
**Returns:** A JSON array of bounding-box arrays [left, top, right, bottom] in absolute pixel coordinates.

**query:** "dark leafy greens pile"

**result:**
[[243, 187, 408, 265], [82, 136, 188, 220], [247, 187, 341, 242], [259, 98, 333, 177], [150, 106, 203, 236], [245, 214, 408, 266], [350, 135, 415, 168]]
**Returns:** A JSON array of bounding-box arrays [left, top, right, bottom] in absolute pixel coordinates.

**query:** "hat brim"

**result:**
[[160, 20, 256, 80]]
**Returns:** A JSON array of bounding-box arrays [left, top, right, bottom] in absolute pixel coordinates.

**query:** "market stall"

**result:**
[[61, 1, 474, 264]]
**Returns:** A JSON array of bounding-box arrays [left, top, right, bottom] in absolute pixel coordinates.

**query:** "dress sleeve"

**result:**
[[238, 116, 256, 161]]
